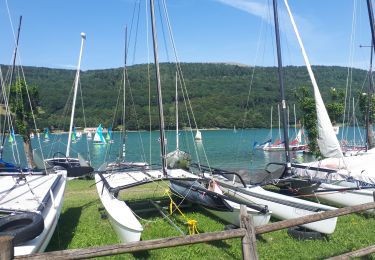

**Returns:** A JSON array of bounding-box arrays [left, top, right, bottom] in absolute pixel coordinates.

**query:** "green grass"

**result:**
[[47, 180, 375, 259]]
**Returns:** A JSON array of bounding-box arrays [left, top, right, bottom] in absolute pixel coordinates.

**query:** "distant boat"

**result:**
[[106, 127, 114, 143], [87, 131, 92, 139], [195, 129, 202, 141], [43, 128, 50, 142], [233, 125, 237, 133], [8, 127, 15, 145], [93, 124, 107, 145], [30, 132, 34, 139]]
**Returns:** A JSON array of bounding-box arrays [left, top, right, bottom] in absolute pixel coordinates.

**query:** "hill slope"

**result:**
[[2, 63, 367, 130]]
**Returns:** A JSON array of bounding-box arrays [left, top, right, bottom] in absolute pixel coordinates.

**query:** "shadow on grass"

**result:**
[[46, 200, 97, 251], [46, 207, 83, 251]]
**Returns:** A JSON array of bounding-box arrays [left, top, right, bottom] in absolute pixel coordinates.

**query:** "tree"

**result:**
[[9, 79, 39, 168], [294, 86, 319, 156], [326, 88, 344, 123]]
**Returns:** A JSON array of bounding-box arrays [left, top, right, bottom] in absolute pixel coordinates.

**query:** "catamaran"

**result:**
[[0, 17, 66, 255], [95, 1, 270, 243]]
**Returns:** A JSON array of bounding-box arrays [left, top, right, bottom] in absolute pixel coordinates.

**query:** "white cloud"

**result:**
[[215, 0, 270, 21]]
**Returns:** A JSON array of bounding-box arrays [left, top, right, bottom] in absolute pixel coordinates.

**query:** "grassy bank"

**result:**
[[47, 180, 375, 259]]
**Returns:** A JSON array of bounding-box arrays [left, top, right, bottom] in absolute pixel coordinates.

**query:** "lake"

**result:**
[[1, 126, 367, 170]]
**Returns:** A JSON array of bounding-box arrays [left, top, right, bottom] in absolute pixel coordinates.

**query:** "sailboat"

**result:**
[[279, 0, 375, 208], [93, 124, 107, 145], [165, 72, 191, 169], [95, 1, 270, 243], [8, 127, 15, 144], [0, 16, 66, 256], [44, 33, 93, 178], [194, 129, 202, 141], [106, 127, 114, 144], [165, 73, 270, 226], [43, 128, 50, 142], [208, 0, 338, 234]]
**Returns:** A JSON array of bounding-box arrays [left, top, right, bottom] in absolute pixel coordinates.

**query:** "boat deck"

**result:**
[[0, 173, 62, 212]]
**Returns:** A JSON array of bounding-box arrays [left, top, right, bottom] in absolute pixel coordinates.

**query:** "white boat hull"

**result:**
[[206, 200, 271, 227], [95, 174, 143, 243], [315, 182, 375, 211], [221, 185, 337, 234], [0, 170, 67, 256]]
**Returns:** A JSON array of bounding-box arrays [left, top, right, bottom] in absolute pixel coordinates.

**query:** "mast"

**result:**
[[366, 0, 375, 150], [366, 42, 374, 151], [122, 26, 128, 159], [66, 32, 86, 157], [272, 0, 291, 173], [150, 0, 167, 175], [175, 72, 179, 150], [1, 16, 22, 157]]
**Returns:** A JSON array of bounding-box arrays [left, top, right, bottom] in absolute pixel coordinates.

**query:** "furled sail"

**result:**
[[284, 0, 344, 159]]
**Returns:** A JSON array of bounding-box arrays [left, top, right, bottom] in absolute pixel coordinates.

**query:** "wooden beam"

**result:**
[[255, 201, 375, 235], [15, 229, 247, 260], [326, 244, 375, 259], [240, 205, 258, 260], [0, 236, 14, 260]]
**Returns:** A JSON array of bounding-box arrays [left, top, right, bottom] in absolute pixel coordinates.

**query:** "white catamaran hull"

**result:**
[[95, 174, 143, 243], [315, 182, 375, 211], [220, 185, 337, 234], [0, 170, 67, 255], [206, 200, 271, 227]]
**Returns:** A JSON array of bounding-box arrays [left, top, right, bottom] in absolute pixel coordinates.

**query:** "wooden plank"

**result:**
[[240, 205, 258, 260], [255, 201, 375, 235], [15, 229, 247, 260], [0, 236, 14, 260], [15, 201, 375, 259], [326, 244, 375, 259]]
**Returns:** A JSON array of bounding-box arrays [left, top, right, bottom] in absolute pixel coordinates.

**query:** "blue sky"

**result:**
[[0, 0, 373, 70]]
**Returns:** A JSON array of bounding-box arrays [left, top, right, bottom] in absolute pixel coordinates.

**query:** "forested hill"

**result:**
[[4, 63, 368, 130]]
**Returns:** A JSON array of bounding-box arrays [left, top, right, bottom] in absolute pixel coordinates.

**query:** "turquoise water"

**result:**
[[2, 126, 367, 171]]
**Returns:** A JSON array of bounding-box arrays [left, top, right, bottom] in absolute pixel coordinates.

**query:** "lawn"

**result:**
[[46, 179, 375, 259]]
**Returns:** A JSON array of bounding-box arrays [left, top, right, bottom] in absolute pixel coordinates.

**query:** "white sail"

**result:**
[[195, 129, 202, 140], [284, 0, 343, 159]]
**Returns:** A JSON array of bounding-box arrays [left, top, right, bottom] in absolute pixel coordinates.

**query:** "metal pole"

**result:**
[[66, 32, 86, 157], [1, 16, 22, 157], [150, 0, 167, 176], [272, 0, 291, 172]]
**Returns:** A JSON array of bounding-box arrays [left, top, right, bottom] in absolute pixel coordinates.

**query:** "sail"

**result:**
[[72, 127, 77, 142], [93, 124, 106, 144], [106, 127, 112, 141], [8, 128, 15, 143], [44, 128, 50, 140], [195, 129, 202, 140], [284, 0, 343, 159]]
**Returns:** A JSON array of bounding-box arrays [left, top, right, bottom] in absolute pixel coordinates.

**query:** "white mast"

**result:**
[[175, 72, 179, 150], [66, 32, 86, 157], [284, 0, 344, 159]]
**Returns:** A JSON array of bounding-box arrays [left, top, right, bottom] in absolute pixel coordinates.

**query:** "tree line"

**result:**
[[1, 63, 369, 132]]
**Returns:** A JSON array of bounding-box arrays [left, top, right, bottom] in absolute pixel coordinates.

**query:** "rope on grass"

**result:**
[[164, 189, 199, 235]]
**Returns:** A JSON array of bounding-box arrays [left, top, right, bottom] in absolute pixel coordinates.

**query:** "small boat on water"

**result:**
[[195, 129, 202, 141]]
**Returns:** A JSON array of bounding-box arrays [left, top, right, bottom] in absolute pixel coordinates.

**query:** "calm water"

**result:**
[[2, 127, 368, 171]]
